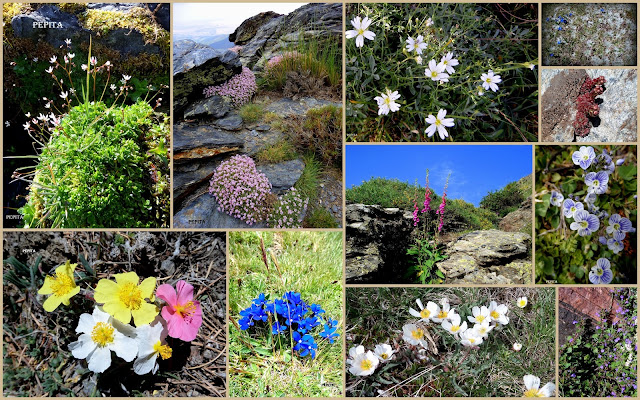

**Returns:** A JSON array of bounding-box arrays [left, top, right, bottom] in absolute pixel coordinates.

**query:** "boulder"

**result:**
[[257, 159, 305, 194], [216, 113, 244, 131], [173, 40, 242, 118], [499, 197, 532, 233], [437, 230, 532, 284], [173, 124, 244, 164], [541, 69, 637, 142], [345, 204, 414, 283], [174, 192, 268, 229], [229, 11, 282, 45], [147, 3, 170, 32], [184, 96, 230, 120], [263, 97, 341, 117]]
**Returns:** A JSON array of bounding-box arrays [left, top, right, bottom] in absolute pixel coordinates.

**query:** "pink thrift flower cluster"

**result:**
[[208, 155, 272, 225], [268, 187, 308, 229], [202, 67, 257, 107]]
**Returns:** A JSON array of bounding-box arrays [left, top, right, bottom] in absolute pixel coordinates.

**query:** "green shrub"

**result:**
[[304, 207, 339, 228], [285, 105, 342, 167], [19, 100, 170, 228], [254, 139, 297, 164], [480, 181, 526, 218], [238, 102, 264, 124]]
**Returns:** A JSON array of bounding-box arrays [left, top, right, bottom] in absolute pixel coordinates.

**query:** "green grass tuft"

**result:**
[[238, 102, 265, 124], [304, 208, 339, 229]]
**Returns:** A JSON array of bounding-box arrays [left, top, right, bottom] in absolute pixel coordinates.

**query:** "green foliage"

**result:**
[[3, 256, 42, 290], [480, 181, 526, 217], [304, 208, 339, 229], [19, 100, 170, 228], [285, 105, 342, 167], [535, 145, 637, 284], [559, 288, 637, 397], [238, 102, 265, 124], [260, 33, 341, 91], [255, 139, 298, 164], [228, 231, 343, 397], [346, 3, 538, 142], [406, 239, 447, 284], [294, 154, 321, 205]]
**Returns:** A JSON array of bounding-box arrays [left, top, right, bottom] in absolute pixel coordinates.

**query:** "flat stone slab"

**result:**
[[263, 97, 341, 117], [257, 159, 305, 194], [173, 124, 243, 162]]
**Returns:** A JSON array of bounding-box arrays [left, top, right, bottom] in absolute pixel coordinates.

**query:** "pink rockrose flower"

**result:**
[[156, 280, 202, 342]]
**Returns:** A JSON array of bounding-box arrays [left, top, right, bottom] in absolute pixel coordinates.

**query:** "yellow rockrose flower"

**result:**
[[94, 271, 157, 326], [38, 260, 81, 312]]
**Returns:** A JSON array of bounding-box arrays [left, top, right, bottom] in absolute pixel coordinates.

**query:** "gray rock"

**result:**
[[173, 160, 219, 205], [345, 204, 414, 283], [86, 3, 145, 12], [541, 69, 637, 142], [234, 128, 284, 156], [332, 205, 338, 213], [263, 97, 341, 117], [147, 3, 170, 32], [173, 40, 242, 118], [257, 159, 305, 194], [173, 124, 244, 163], [173, 192, 267, 229], [103, 28, 161, 56], [499, 197, 532, 233], [255, 125, 271, 131], [229, 11, 282, 44], [216, 113, 243, 131], [184, 96, 230, 119], [437, 230, 532, 284]]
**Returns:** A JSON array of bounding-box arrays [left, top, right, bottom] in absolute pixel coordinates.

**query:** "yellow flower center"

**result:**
[[420, 309, 431, 319], [357, 28, 365, 36], [431, 71, 438, 78], [582, 155, 589, 161], [469, 338, 476, 344], [435, 118, 442, 126], [384, 97, 391, 106], [570, 206, 576, 213], [411, 328, 424, 340], [381, 353, 389, 359], [476, 315, 485, 323], [360, 359, 373, 370], [614, 223, 620, 230], [153, 340, 173, 360], [91, 322, 115, 347], [451, 325, 460, 332], [118, 282, 143, 310], [593, 180, 599, 187], [490, 311, 500, 319], [519, 300, 526, 307], [524, 388, 542, 397], [580, 221, 588, 229], [479, 327, 487, 334], [51, 272, 74, 297], [486, 78, 491, 83], [175, 301, 197, 318]]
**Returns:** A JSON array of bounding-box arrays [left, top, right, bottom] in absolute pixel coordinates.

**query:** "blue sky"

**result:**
[[346, 145, 532, 206]]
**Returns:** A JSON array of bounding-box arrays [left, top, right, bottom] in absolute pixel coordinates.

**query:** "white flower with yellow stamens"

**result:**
[[488, 301, 509, 325], [516, 296, 528, 308], [431, 298, 454, 323], [402, 323, 428, 347], [373, 344, 395, 362], [460, 329, 483, 347], [68, 306, 137, 373], [347, 345, 365, 365], [523, 374, 555, 397], [467, 305, 490, 324], [348, 350, 379, 376], [441, 312, 467, 338], [133, 317, 172, 375], [472, 320, 494, 339], [409, 298, 438, 322]]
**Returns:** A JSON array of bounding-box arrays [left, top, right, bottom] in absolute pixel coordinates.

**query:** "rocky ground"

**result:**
[[3, 232, 226, 397], [172, 3, 342, 229], [541, 69, 637, 142], [345, 199, 532, 284]]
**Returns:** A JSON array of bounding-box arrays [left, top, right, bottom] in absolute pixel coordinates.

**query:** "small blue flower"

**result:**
[[562, 198, 584, 218], [607, 214, 634, 235], [570, 210, 600, 236], [550, 53, 554, 57], [558, 26, 562, 31], [292, 331, 317, 358], [546, 17, 550, 21], [569, 13, 573, 16], [319, 319, 340, 343], [271, 319, 287, 335], [550, 190, 564, 207], [607, 231, 626, 254], [309, 303, 325, 315], [585, 171, 609, 194], [589, 258, 613, 284], [601, 8, 605, 12], [558, 39, 562, 44]]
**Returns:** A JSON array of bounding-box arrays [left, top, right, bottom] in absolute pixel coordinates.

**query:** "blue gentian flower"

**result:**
[[585, 171, 609, 194], [601, 8, 605, 12], [589, 258, 613, 284], [562, 198, 584, 218], [550, 53, 554, 57], [319, 319, 340, 343], [310, 303, 325, 315], [293, 331, 317, 358], [569, 13, 573, 16], [298, 316, 320, 333], [546, 17, 550, 21], [239, 302, 268, 330], [570, 210, 600, 236], [271, 319, 287, 335]]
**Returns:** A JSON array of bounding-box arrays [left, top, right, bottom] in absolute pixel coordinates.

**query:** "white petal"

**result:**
[[523, 374, 540, 390], [363, 31, 376, 40], [133, 351, 158, 375], [87, 346, 112, 373], [69, 334, 96, 359], [425, 124, 437, 137], [438, 125, 448, 140], [345, 30, 358, 39], [539, 382, 555, 397], [409, 307, 422, 318], [76, 313, 96, 334], [111, 333, 138, 362], [356, 35, 364, 48]]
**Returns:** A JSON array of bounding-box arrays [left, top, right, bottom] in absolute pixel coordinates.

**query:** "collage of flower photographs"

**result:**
[[0, 1, 638, 398]]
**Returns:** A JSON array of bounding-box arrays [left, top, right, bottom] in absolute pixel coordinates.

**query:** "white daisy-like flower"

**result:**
[[373, 344, 395, 362], [516, 296, 528, 308], [64, 38, 71, 46], [23, 121, 30, 130], [415, 56, 423, 65], [467, 306, 490, 324], [49, 55, 57, 64], [425, 59, 449, 82], [460, 329, 483, 347], [426, 18, 433, 27], [60, 91, 68, 99], [81, 64, 88, 71], [133, 317, 172, 375], [440, 52, 459, 74], [441, 312, 467, 337], [513, 342, 523, 351], [405, 35, 427, 54], [522, 374, 555, 397], [33, 57, 38, 62], [122, 74, 131, 82], [345, 16, 376, 48], [110, 84, 117, 91], [347, 344, 365, 365], [472, 320, 494, 339], [91, 56, 98, 66], [480, 70, 502, 92], [431, 298, 454, 323], [402, 323, 428, 347], [67, 52, 75, 60], [488, 301, 509, 325], [425, 109, 455, 140], [348, 350, 379, 376], [45, 66, 54, 74], [68, 306, 137, 373], [373, 89, 401, 116], [5, 121, 10, 127], [409, 298, 438, 322]]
